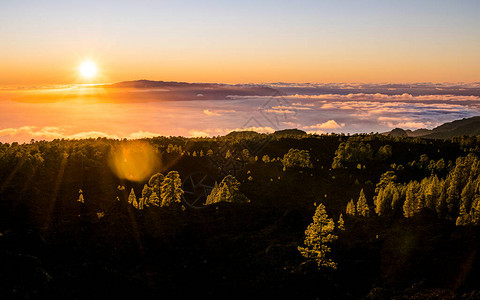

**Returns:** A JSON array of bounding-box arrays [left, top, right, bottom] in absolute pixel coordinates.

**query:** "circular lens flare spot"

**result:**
[[108, 141, 161, 182]]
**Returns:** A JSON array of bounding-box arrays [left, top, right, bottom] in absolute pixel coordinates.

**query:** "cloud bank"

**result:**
[[1, 86, 479, 142]]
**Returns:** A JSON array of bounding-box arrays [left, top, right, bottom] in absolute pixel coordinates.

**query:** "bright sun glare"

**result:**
[[79, 60, 98, 79]]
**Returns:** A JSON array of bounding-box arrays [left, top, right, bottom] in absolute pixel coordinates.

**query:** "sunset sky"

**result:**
[[0, 1, 479, 142], [1, 0, 479, 86]]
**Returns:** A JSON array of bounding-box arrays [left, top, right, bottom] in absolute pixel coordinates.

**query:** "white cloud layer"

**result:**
[[304, 120, 344, 130], [0, 126, 166, 142], [1, 87, 480, 142]]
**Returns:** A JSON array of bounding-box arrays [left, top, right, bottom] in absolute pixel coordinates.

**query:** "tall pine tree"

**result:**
[[298, 203, 338, 269], [205, 182, 220, 205], [148, 191, 160, 207], [161, 171, 184, 207], [403, 181, 420, 218], [218, 175, 249, 203], [346, 199, 356, 216], [356, 189, 370, 217], [338, 214, 345, 230], [128, 188, 138, 208]]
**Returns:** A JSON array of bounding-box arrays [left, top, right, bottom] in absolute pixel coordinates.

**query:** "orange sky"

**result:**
[[1, 1, 479, 86]]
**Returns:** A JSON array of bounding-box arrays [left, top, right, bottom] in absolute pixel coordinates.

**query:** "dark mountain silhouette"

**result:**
[[388, 128, 408, 137], [100, 80, 279, 101], [272, 128, 307, 137], [385, 116, 480, 139], [421, 116, 480, 138], [225, 129, 307, 140], [405, 128, 432, 137], [225, 131, 263, 139]]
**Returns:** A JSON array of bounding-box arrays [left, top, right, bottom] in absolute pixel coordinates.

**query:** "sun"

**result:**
[[79, 60, 98, 79]]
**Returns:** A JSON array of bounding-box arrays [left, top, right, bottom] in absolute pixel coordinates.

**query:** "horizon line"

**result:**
[[2, 79, 480, 90]]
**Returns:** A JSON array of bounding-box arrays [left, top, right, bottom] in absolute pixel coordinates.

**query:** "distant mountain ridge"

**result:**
[[99, 80, 279, 101], [106, 79, 221, 89], [225, 129, 307, 139], [94, 80, 480, 103], [386, 116, 480, 139]]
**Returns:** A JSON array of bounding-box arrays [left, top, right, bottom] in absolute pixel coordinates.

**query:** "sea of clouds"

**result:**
[[0, 83, 479, 142]]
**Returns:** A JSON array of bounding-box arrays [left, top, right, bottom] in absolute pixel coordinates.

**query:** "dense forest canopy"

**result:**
[[1, 132, 480, 298]]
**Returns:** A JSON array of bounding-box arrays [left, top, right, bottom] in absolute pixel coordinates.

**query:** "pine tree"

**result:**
[[219, 183, 232, 202], [470, 197, 480, 225], [148, 173, 164, 195], [391, 185, 402, 213], [356, 189, 370, 217], [459, 180, 475, 216], [457, 179, 477, 225], [445, 154, 479, 218], [376, 144, 392, 160], [436, 158, 445, 172], [425, 176, 442, 210], [374, 181, 398, 216], [375, 171, 396, 194], [403, 181, 419, 218], [282, 148, 313, 170], [160, 171, 184, 207], [419, 154, 429, 169], [332, 141, 373, 169], [205, 175, 249, 204], [205, 182, 220, 205], [298, 203, 338, 269], [374, 188, 385, 216], [225, 175, 250, 203], [338, 214, 345, 230], [148, 191, 160, 207], [436, 188, 448, 218], [242, 149, 250, 159], [141, 184, 153, 205], [137, 196, 146, 210], [346, 199, 356, 216], [77, 193, 84, 203], [128, 188, 138, 208], [415, 178, 428, 214], [149, 173, 164, 186]]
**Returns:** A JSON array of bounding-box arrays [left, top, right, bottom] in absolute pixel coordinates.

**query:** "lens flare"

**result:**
[[108, 141, 161, 182]]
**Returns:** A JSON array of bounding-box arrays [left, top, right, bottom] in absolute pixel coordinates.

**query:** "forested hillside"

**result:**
[[1, 132, 480, 299], [386, 116, 480, 139]]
